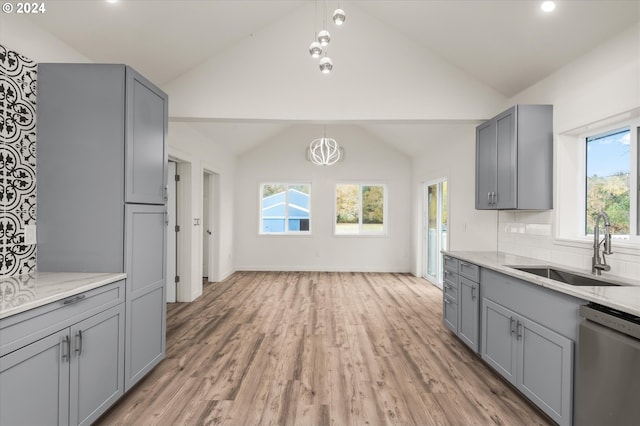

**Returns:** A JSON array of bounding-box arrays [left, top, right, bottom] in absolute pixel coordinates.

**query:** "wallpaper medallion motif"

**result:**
[[0, 44, 37, 277]]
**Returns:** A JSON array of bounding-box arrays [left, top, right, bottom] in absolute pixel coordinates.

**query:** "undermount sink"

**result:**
[[509, 266, 623, 287]]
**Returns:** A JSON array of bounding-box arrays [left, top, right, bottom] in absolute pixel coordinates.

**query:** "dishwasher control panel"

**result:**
[[580, 303, 640, 340]]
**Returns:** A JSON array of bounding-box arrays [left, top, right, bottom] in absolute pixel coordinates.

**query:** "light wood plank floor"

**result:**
[[97, 271, 552, 425]]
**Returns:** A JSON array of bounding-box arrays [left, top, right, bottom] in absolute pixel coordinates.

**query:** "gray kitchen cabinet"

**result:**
[[482, 298, 573, 426], [442, 256, 459, 333], [476, 118, 498, 210], [126, 70, 168, 205], [442, 256, 481, 353], [71, 304, 125, 426], [124, 204, 167, 390], [475, 104, 553, 210], [482, 298, 518, 383], [0, 282, 125, 426], [0, 329, 70, 426], [37, 63, 167, 392], [458, 276, 480, 352], [443, 294, 458, 333]]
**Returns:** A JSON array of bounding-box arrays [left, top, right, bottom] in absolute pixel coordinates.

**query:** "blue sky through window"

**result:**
[[586, 129, 630, 177]]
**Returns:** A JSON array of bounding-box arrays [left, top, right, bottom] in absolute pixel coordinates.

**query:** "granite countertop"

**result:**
[[443, 251, 640, 317], [0, 272, 127, 320]]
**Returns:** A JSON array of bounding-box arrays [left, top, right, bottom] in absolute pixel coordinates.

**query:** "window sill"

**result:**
[[259, 233, 313, 237], [334, 233, 389, 238], [554, 236, 640, 256]]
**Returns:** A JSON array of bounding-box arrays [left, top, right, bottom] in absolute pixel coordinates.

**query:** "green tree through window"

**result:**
[[336, 184, 386, 234], [585, 128, 630, 235]]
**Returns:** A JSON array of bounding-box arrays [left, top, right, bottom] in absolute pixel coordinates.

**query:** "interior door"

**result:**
[[203, 172, 210, 280], [166, 161, 177, 303], [203, 170, 218, 283]]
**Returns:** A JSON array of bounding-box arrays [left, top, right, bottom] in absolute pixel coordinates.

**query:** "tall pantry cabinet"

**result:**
[[36, 64, 167, 390]]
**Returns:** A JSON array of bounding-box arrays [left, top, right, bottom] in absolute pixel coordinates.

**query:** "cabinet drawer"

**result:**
[[443, 255, 459, 273], [459, 261, 479, 282], [443, 279, 458, 301], [443, 266, 458, 281], [0, 280, 124, 357]]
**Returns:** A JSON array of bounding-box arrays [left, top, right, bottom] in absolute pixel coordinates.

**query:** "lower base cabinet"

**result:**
[[71, 305, 125, 426], [482, 298, 573, 426], [0, 304, 125, 426], [443, 294, 458, 332], [458, 277, 480, 352], [1, 329, 70, 425], [0, 281, 125, 426]]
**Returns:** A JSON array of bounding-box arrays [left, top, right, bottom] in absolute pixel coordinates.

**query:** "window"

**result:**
[[556, 112, 639, 244], [260, 183, 310, 234], [585, 128, 631, 236], [335, 184, 386, 235]]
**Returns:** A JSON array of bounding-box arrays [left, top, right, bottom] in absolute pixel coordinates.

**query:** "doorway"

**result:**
[[423, 178, 448, 288], [202, 170, 219, 283]]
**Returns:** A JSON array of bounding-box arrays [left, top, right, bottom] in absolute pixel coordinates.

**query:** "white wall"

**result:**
[[235, 124, 412, 272], [162, 2, 504, 122], [168, 123, 236, 301], [0, 15, 89, 62], [498, 23, 640, 280], [410, 124, 498, 277]]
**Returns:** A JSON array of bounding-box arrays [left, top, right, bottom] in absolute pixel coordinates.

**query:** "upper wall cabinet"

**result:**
[[475, 105, 553, 210], [126, 70, 168, 205]]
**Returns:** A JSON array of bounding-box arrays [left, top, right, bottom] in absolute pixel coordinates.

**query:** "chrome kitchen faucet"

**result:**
[[592, 212, 613, 275]]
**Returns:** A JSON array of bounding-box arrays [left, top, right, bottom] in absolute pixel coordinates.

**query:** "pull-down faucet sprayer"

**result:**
[[592, 212, 613, 275]]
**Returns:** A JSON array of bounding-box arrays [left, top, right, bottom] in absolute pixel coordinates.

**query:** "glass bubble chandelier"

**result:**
[[309, 132, 342, 166], [308, 1, 346, 74]]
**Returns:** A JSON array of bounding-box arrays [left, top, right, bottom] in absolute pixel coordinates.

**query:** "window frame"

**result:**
[[334, 183, 388, 236], [570, 117, 639, 243], [259, 182, 312, 235]]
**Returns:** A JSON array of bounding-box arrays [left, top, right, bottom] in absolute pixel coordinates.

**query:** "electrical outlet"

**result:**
[[24, 225, 37, 245]]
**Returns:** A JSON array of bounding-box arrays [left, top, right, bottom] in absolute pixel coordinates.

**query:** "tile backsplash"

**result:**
[[498, 210, 640, 281], [0, 45, 37, 277]]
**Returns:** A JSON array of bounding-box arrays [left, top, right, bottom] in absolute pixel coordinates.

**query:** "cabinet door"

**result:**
[[495, 107, 517, 209], [0, 330, 70, 426], [443, 294, 458, 333], [125, 67, 168, 204], [458, 278, 479, 353], [481, 298, 517, 385], [69, 304, 125, 426], [517, 316, 573, 426], [475, 120, 497, 209], [124, 204, 167, 390]]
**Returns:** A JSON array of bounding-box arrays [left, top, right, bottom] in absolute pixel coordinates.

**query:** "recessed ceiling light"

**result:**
[[106, 0, 119, 4], [541, 1, 556, 13]]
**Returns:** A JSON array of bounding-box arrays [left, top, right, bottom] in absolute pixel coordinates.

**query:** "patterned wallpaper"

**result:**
[[0, 45, 37, 277]]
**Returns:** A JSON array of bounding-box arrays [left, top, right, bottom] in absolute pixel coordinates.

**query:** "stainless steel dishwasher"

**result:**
[[575, 303, 640, 425]]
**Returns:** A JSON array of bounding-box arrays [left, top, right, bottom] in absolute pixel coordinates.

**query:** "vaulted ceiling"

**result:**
[[20, 0, 640, 156]]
